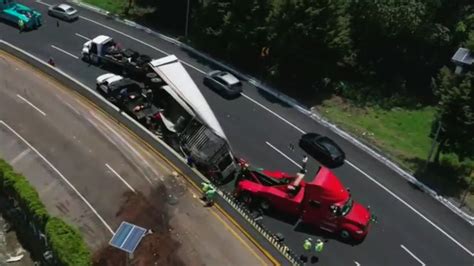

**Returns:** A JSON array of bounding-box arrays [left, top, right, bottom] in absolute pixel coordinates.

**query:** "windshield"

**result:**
[[341, 198, 354, 216], [319, 138, 342, 158]]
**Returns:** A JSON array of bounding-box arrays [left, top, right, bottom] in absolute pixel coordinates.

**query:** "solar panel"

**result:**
[[109, 222, 147, 254], [452, 48, 474, 65]]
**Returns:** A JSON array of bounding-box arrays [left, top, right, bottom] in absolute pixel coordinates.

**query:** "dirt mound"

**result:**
[[93, 186, 184, 266]]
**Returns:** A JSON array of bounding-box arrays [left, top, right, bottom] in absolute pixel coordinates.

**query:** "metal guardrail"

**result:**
[[220, 192, 302, 266]]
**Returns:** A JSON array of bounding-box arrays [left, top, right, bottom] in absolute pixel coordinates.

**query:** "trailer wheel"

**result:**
[[339, 229, 351, 240]]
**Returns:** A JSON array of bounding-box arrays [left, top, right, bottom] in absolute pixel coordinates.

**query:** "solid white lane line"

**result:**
[[400, 244, 426, 266], [75, 33, 90, 41], [10, 149, 31, 165], [16, 94, 46, 116], [242, 94, 306, 134], [346, 160, 474, 257], [265, 141, 302, 168], [105, 163, 136, 193], [51, 45, 79, 59], [0, 121, 114, 234], [78, 16, 169, 54], [35, 0, 48, 5], [31, 1, 474, 256], [354, 261, 361, 266]]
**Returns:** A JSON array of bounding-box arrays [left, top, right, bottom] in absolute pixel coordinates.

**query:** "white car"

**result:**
[[204, 70, 242, 98], [48, 4, 79, 21]]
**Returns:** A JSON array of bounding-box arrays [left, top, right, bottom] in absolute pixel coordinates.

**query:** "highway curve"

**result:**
[[0, 48, 275, 265], [1, 1, 473, 265]]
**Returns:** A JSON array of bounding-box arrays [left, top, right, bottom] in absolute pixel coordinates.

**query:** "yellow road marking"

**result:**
[[210, 210, 268, 266], [1, 51, 281, 265]]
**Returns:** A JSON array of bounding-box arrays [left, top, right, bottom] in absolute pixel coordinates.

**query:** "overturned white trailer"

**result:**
[[148, 55, 236, 181]]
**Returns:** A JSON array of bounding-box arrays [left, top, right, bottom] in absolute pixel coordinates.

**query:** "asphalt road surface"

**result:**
[[1, 1, 473, 265], [0, 49, 274, 265]]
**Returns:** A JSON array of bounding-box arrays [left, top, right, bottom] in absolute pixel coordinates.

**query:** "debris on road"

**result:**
[[93, 187, 184, 266]]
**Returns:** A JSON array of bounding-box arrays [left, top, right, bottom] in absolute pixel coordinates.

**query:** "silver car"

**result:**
[[204, 70, 242, 98], [48, 4, 79, 21]]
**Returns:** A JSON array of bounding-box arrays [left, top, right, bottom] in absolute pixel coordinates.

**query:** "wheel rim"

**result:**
[[340, 230, 350, 239]]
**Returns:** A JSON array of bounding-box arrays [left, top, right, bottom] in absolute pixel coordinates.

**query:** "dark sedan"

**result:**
[[204, 70, 242, 98], [299, 133, 345, 167]]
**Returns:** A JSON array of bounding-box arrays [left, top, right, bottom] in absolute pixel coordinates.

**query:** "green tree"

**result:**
[[192, 0, 272, 72], [267, 0, 352, 90], [432, 67, 474, 160], [350, 0, 444, 98]]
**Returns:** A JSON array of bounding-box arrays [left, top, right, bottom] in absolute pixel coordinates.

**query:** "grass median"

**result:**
[[315, 96, 473, 210], [82, 0, 127, 14]]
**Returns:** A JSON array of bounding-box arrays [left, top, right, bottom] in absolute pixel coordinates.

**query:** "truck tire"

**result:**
[[259, 198, 271, 211], [339, 229, 351, 241], [237, 191, 253, 206], [82, 54, 90, 63]]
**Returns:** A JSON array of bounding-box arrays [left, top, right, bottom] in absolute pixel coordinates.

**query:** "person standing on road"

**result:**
[[204, 185, 217, 207], [18, 19, 25, 33], [315, 238, 324, 253], [301, 237, 313, 262], [201, 181, 216, 206], [301, 155, 308, 173]]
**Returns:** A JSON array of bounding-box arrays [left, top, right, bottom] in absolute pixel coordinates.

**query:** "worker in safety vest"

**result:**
[[18, 19, 25, 32], [315, 239, 324, 253], [301, 237, 313, 262], [204, 185, 217, 206], [201, 181, 216, 206]]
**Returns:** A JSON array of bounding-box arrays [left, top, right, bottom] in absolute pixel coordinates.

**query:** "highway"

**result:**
[[1, 1, 473, 265], [0, 42, 275, 265]]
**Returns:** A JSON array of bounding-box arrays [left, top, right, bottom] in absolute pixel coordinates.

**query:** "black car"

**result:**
[[299, 133, 345, 167], [203, 70, 242, 98]]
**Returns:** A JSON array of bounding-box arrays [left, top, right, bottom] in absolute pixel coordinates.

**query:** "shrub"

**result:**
[[46, 217, 92, 266], [0, 159, 91, 265]]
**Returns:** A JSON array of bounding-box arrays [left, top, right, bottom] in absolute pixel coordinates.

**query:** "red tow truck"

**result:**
[[235, 160, 372, 241]]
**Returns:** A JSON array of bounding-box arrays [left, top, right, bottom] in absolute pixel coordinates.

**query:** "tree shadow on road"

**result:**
[[408, 158, 469, 199]]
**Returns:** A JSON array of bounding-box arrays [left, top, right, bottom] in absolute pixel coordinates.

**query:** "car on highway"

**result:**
[[0, 0, 42, 30], [204, 70, 242, 98], [299, 133, 345, 167], [48, 3, 78, 21]]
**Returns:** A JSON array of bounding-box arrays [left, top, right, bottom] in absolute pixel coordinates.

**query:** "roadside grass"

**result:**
[[316, 96, 473, 210], [83, 0, 127, 14]]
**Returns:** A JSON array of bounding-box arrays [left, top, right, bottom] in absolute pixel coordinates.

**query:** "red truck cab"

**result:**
[[235, 160, 371, 241]]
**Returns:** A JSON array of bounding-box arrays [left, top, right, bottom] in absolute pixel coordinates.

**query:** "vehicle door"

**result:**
[[90, 43, 99, 63], [55, 7, 65, 19], [301, 186, 338, 232]]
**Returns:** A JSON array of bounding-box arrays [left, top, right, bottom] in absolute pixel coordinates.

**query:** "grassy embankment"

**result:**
[[316, 96, 473, 209], [82, 0, 126, 14]]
